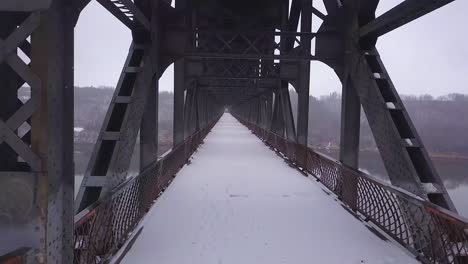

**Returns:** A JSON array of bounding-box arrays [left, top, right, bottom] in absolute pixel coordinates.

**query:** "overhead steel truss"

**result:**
[[0, 0, 464, 262]]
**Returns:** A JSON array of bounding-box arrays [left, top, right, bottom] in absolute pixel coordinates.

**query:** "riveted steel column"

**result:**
[[199, 90, 206, 129], [193, 84, 200, 132], [279, 3, 296, 142], [339, 0, 360, 169], [31, 0, 75, 261], [296, 0, 312, 147], [340, 77, 360, 168], [140, 77, 158, 170], [173, 0, 188, 146], [173, 59, 185, 146], [265, 90, 273, 129], [294, 0, 312, 167], [140, 2, 159, 171], [183, 86, 194, 136], [271, 88, 283, 135], [280, 81, 296, 141]]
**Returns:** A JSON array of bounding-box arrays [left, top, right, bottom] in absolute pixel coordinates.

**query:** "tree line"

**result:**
[[71, 87, 468, 173]]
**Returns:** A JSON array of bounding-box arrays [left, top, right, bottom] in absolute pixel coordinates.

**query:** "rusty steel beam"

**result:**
[[0, 0, 51, 11], [360, 0, 456, 39]]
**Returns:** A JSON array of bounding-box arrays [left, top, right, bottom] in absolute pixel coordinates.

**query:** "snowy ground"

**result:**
[[117, 114, 418, 264]]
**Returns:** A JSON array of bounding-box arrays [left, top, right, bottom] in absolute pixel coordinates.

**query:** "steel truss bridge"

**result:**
[[0, 0, 467, 263]]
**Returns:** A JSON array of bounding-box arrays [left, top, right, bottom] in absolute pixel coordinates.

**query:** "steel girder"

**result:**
[[191, 0, 312, 149], [339, 77, 361, 169], [75, 42, 157, 212], [360, 0, 456, 40], [0, 0, 463, 262], [315, 0, 458, 211], [295, 0, 312, 148], [348, 47, 457, 210], [140, 75, 159, 170], [188, 30, 322, 61], [235, 81, 296, 141], [140, 2, 160, 171], [173, 58, 185, 146], [0, 0, 75, 261], [186, 59, 281, 80]]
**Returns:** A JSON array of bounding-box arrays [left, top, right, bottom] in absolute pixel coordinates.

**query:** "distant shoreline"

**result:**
[[430, 153, 468, 161]]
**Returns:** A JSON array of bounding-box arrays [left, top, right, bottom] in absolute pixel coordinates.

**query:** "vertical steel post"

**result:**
[[296, 0, 312, 147], [173, 0, 189, 146], [199, 90, 206, 128], [140, 1, 159, 171], [193, 85, 200, 132], [265, 90, 273, 129], [339, 78, 360, 168], [31, 0, 75, 261], [173, 59, 185, 146], [183, 86, 195, 136], [271, 88, 283, 135], [140, 77, 159, 170], [280, 81, 296, 141]]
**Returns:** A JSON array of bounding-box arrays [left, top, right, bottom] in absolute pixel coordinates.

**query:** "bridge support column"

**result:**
[[193, 85, 200, 132], [140, 75, 159, 171], [339, 78, 360, 211], [0, 1, 74, 261], [339, 78, 360, 169], [198, 90, 207, 129], [183, 86, 193, 137], [271, 88, 284, 135], [259, 96, 266, 129], [296, 0, 311, 147], [31, 1, 75, 261], [196, 86, 205, 130], [140, 2, 160, 171], [295, 0, 312, 167], [174, 59, 185, 146], [254, 97, 261, 126], [184, 84, 199, 136], [265, 90, 273, 129], [280, 81, 296, 141]]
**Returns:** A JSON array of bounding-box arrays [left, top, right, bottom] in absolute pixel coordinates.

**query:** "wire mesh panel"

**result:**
[[73, 118, 220, 264], [236, 116, 468, 264]]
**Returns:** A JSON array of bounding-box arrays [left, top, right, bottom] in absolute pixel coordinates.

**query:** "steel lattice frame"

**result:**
[[0, 0, 465, 263]]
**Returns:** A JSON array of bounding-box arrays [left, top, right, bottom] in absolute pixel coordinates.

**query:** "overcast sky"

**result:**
[[74, 0, 468, 97]]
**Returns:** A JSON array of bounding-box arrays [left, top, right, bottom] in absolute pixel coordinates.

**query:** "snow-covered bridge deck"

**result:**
[[116, 114, 417, 264]]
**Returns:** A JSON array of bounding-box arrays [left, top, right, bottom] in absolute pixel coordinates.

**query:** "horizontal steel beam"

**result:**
[[360, 0, 455, 39], [0, 0, 51, 11], [183, 53, 320, 61], [194, 76, 282, 81]]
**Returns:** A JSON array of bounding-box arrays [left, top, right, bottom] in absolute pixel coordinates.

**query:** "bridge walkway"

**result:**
[[115, 114, 417, 264]]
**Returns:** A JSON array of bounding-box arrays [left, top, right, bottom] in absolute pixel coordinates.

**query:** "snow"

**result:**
[[117, 114, 418, 264]]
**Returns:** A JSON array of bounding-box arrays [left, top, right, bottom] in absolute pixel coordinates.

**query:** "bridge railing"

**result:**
[[237, 117, 468, 264], [73, 117, 220, 264]]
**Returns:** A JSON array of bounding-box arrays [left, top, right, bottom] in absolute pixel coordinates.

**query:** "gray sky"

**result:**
[[74, 0, 468, 97]]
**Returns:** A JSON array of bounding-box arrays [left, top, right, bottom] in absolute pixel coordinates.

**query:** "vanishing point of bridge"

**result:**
[[0, 0, 467, 263]]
